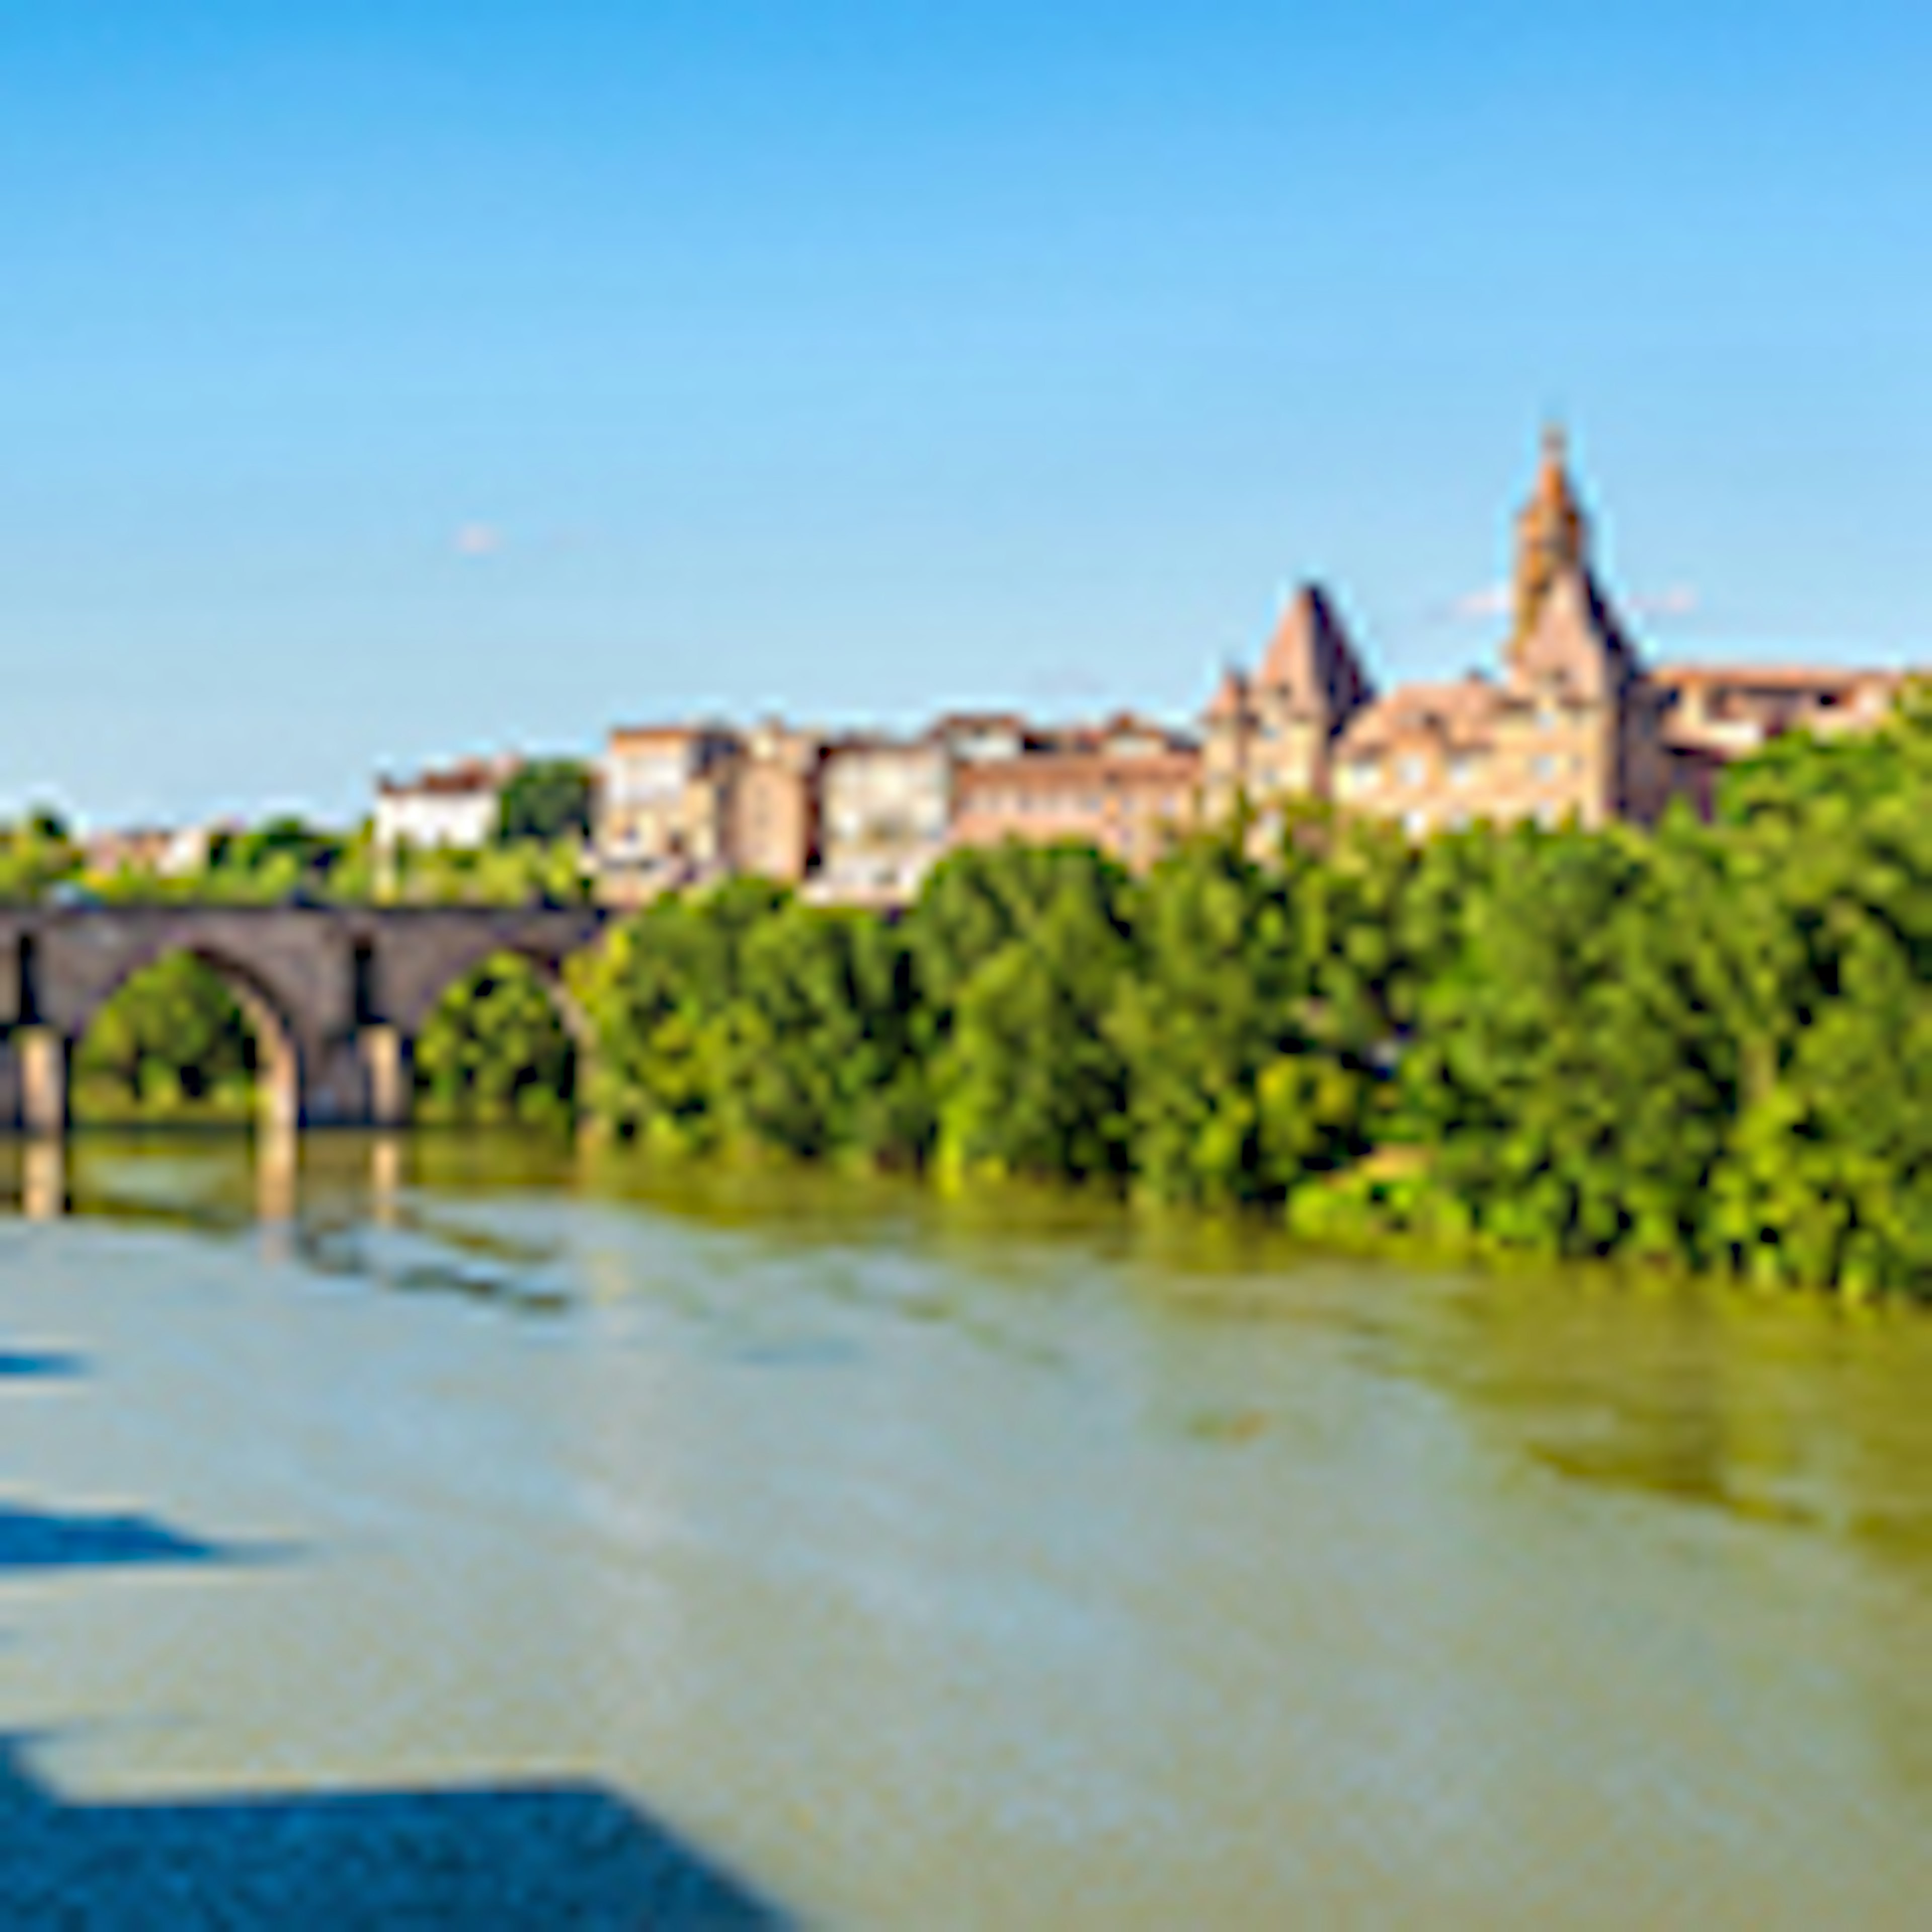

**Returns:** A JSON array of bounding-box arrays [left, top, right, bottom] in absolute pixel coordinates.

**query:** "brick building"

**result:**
[[948, 714, 1199, 870], [727, 721, 822, 886], [1204, 430, 1899, 838]]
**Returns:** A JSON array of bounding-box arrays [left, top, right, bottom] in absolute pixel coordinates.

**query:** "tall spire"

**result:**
[[1511, 423, 1589, 645]]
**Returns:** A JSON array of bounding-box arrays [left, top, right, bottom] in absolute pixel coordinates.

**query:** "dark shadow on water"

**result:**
[[0, 1734, 787, 1929], [0, 1351, 85, 1381], [0, 1500, 266, 1576]]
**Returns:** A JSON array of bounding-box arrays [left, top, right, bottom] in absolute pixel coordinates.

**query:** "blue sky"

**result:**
[[2, 1, 1927, 825]]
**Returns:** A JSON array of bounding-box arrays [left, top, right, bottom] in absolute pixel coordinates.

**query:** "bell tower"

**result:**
[[1511, 425, 1589, 648]]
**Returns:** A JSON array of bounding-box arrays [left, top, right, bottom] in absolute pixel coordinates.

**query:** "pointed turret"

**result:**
[[1254, 584, 1374, 731]]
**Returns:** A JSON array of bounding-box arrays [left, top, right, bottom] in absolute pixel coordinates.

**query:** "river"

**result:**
[[2, 1132, 1928, 1926]]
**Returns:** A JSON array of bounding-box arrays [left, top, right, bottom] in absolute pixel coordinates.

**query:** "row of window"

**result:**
[[1342, 749, 1580, 792], [969, 790, 1185, 819], [1402, 800, 1569, 837]]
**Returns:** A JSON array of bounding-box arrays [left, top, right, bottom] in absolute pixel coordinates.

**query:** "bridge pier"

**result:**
[[19, 1029, 68, 1138], [362, 1026, 414, 1130], [258, 1034, 301, 1135]]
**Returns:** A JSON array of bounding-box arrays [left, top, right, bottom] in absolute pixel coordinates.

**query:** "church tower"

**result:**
[[1511, 425, 1590, 648]]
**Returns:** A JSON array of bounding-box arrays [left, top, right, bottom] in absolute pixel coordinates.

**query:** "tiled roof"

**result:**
[[1204, 667, 1249, 723], [1338, 678, 1513, 753], [1650, 663, 1906, 692], [377, 755, 520, 798]]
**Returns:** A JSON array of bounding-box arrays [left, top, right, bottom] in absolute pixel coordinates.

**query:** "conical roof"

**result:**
[[1204, 665, 1250, 723], [1254, 584, 1374, 722]]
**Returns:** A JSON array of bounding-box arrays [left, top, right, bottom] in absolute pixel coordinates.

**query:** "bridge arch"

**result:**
[[399, 944, 596, 1129], [65, 943, 307, 1133]]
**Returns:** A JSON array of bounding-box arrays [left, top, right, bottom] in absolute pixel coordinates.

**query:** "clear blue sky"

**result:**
[[3, 1, 1927, 826]]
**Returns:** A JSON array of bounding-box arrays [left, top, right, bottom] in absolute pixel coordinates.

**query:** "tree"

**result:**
[[415, 953, 578, 1129], [498, 761, 595, 846], [1109, 829, 1363, 1208], [934, 884, 1135, 1184], [72, 954, 257, 1119]]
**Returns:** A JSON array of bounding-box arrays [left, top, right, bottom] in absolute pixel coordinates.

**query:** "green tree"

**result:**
[[498, 761, 595, 846], [415, 953, 578, 1128], [934, 884, 1135, 1184], [72, 954, 257, 1120]]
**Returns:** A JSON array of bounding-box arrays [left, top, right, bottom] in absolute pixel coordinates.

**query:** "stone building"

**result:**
[[1205, 431, 1768, 837], [1330, 430, 1676, 834], [726, 721, 822, 885], [1201, 585, 1376, 830], [595, 725, 740, 902]]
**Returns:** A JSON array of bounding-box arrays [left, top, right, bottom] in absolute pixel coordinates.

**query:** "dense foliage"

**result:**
[[415, 952, 578, 1129], [497, 761, 595, 846], [71, 954, 258, 1122]]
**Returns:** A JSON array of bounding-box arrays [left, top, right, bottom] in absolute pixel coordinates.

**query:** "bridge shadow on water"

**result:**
[[0, 1735, 790, 1929], [0, 1348, 87, 1381], [0, 1500, 238, 1576], [0, 1504, 784, 1921]]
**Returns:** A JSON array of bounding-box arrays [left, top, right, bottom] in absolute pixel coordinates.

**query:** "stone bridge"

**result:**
[[0, 905, 610, 1134]]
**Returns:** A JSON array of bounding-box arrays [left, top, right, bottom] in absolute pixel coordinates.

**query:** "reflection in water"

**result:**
[[0, 1132, 1928, 1926], [369, 1134, 403, 1228], [23, 1139, 65, 1223], [254, 1128, 297, 1262]]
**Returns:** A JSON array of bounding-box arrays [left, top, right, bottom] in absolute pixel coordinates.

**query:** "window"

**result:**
[[1398, 755, 1426, 788], [1403, 808, 1429, 839], [1533, 753, 1559, 780], [1338, 759, 1380, 797], [1448, 754, 1483, 787]]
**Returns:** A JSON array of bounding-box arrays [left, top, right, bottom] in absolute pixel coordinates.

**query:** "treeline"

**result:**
[[572, 689, 1931, 1300], [0, 759, 597, 911]]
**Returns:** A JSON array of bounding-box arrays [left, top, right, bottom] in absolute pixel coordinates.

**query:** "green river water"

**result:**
[[2, 1132, 1928, 1926]]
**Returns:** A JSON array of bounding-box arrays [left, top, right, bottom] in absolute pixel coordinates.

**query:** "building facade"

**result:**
[[596, 725, 740, 902], [374, 755, 520, 855], [948, 715, 1199, 870], [1202, 585, 1376, 830], [726, 722, 822, 885], [809, 736, 952, 906]]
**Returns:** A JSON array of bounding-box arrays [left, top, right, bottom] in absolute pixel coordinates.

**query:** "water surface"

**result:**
[[3, 1133, 1928, 1926]]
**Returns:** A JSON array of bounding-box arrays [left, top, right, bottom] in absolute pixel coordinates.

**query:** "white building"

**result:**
[[808, 735, 952, 906], [373, 755, 520, 855]]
